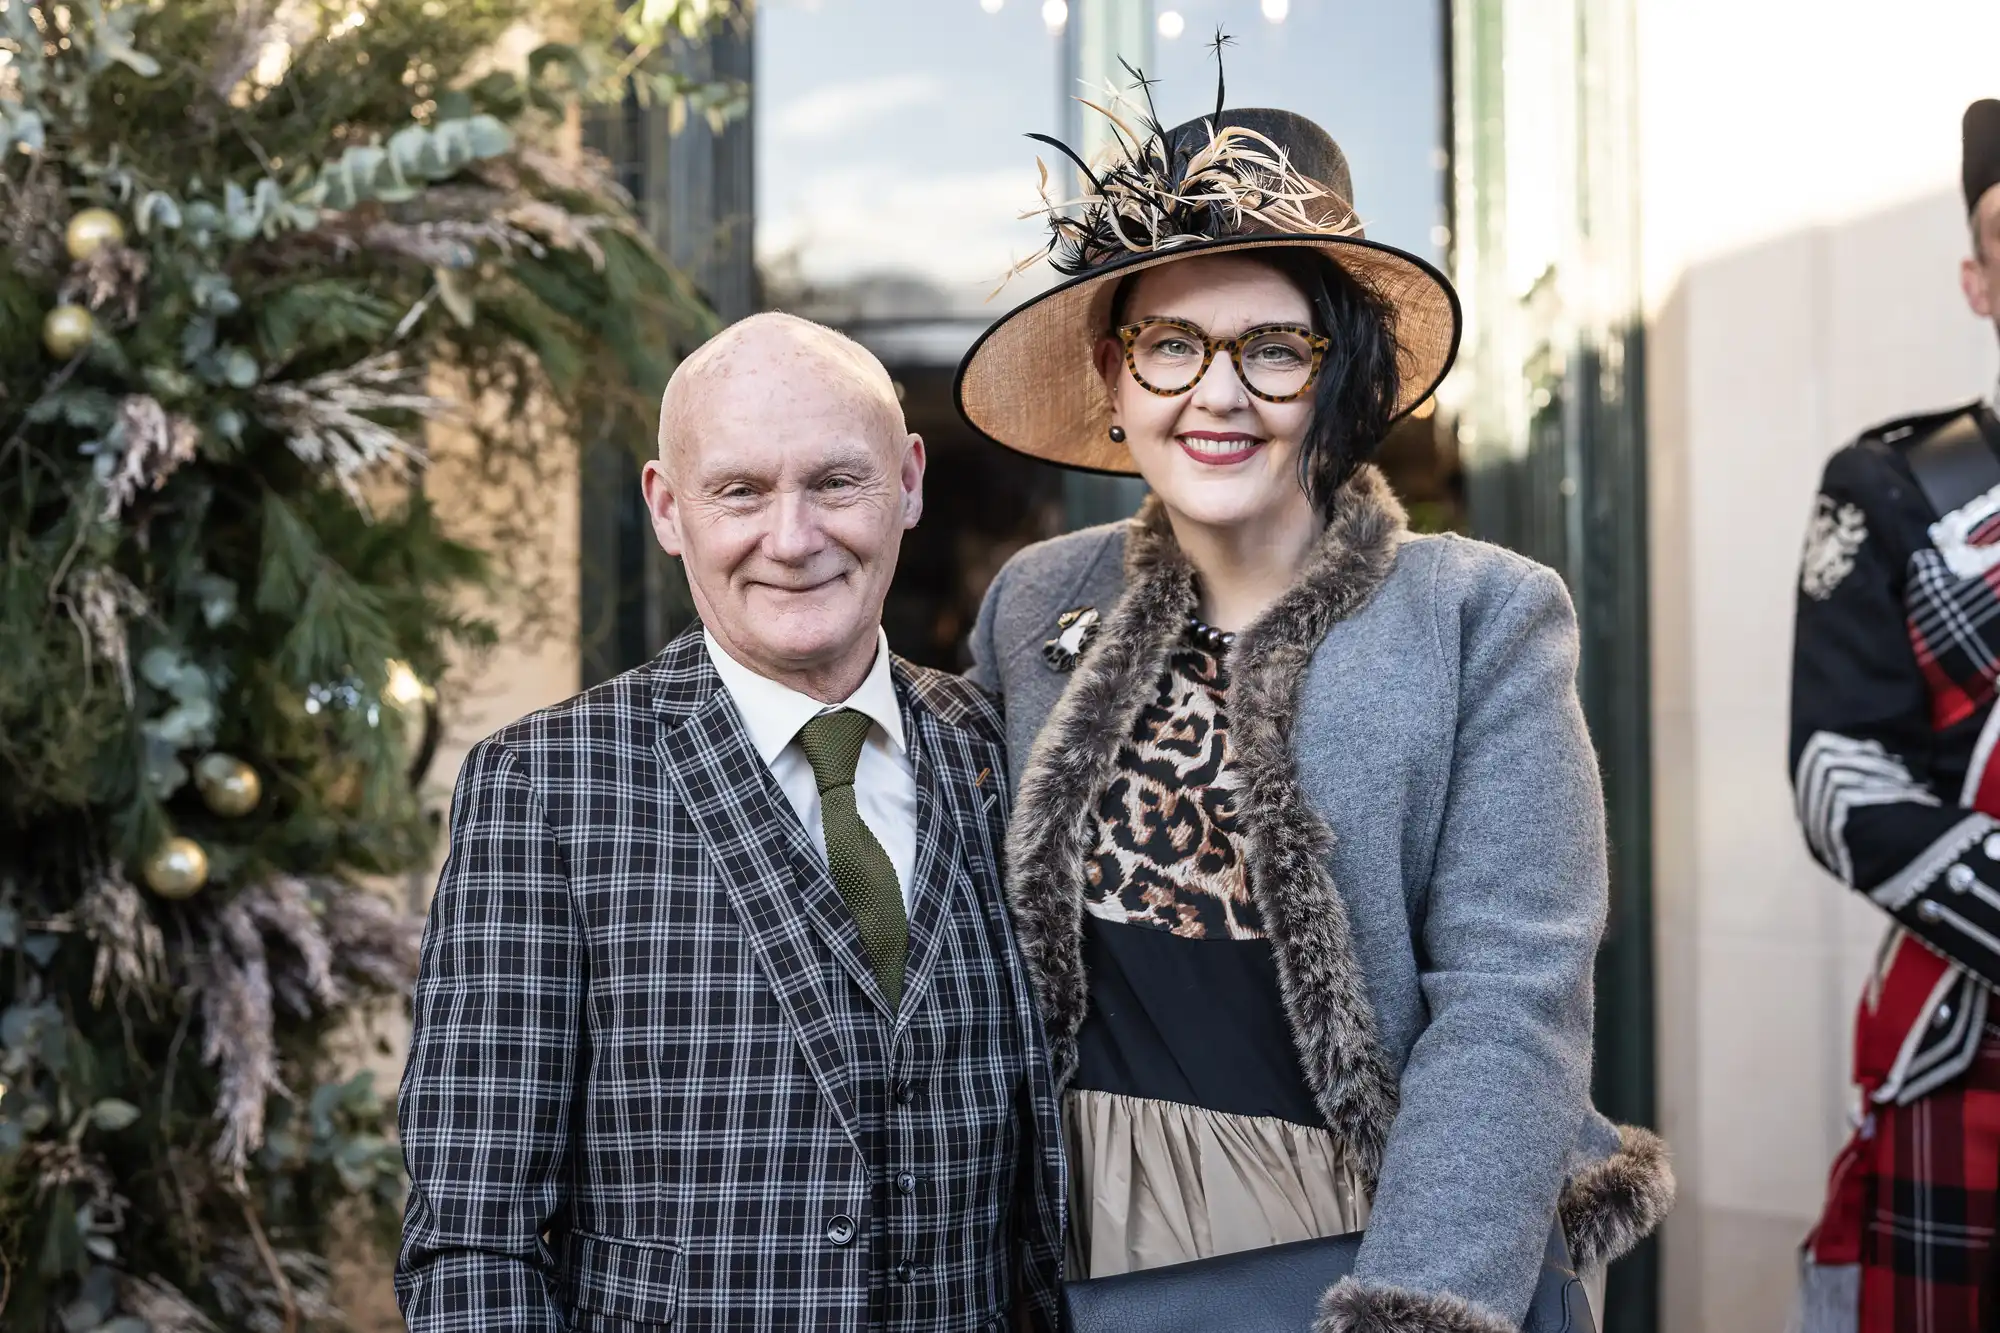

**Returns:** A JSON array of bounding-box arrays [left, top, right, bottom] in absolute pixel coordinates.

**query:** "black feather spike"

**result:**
[[1025, 131, 1104, 197], [1117, 57, 1171, 158], [1208, 29, 1234, 124]]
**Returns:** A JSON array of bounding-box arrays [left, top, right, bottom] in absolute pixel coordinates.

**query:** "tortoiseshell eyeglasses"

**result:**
[[1113, 316, 1331, 403]]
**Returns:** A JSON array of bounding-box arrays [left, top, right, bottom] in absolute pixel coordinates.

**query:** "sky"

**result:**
[[755, 0, 1443, 317]]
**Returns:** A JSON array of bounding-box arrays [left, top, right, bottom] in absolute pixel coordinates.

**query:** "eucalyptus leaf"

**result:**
[[138, 647, 184, 691], [86, 2, 161, 80], [429, 119, 470, 170], [84, 1237, 119, 1263], [134, 190, 182, 233], [29, 389, 120, 429], [463, 114, 512, 158], [192, 573, 239, 627], [1, 1004, 41, 1050], [341, 1069, 379, 1107], [343, 145, 388, 194], [388, 123, 439, 177], [221, 347, 260, 388], [180, 315, 218, 365], [193, 272, 240, 314], [309, 1080, 343, 1137], [21, 1103, 51, 1133], [316, 162, 357, 211], [152, 698, 217, 747], [223, 181, 259, 240], [22, 935, 59, 968], [90, 1099, 141, 1131], [183, 200, 221, 234], [0, 907, 18, 948], [141, 739, 189, 800]]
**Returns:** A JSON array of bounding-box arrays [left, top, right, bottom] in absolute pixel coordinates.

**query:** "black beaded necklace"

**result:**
[[1185, 611, 1236, 654]]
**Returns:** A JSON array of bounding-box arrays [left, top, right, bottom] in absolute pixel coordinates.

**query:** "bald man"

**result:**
[[397, 314, 1066, 1333]]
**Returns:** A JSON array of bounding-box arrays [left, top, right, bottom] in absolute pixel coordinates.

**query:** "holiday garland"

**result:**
[[0, 2, 739, 1327]]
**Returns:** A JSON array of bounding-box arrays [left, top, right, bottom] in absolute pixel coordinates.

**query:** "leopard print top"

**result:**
[[1082, 629, 1264, 940]]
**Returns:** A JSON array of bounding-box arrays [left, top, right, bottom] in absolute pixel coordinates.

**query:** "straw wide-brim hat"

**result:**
[[956, 105, 1462, 475]]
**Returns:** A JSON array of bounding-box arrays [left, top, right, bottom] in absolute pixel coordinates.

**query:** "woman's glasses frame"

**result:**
[[1112, 316, 1331, 403]]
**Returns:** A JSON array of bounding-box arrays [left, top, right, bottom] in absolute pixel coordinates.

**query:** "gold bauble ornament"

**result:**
[[64, 207, 126, 262], [194, 753, 262, 818], [42, 304, 95, 359], [142, 837, 210, 900]]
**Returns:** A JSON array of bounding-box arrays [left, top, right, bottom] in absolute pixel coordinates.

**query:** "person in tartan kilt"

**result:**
[[1788, 99, 2000, 1332]]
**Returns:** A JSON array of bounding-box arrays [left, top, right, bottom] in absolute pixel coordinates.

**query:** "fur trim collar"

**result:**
[[1005, 466, 1407, 1180]]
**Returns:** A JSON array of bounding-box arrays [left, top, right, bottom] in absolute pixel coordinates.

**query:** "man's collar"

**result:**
[[701, 628, 907, 765]]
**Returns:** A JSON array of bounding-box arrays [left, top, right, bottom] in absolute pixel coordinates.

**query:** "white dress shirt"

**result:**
[[703, 629, 919, 911]]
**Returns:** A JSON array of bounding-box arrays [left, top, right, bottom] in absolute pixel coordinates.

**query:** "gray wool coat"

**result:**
[[967, 467, 1673, 1333]]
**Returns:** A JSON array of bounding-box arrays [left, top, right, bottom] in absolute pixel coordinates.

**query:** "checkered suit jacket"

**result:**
[[396, 627, 1065, 1332]]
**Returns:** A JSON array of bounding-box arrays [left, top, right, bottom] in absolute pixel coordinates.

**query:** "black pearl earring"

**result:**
[[1108, 425, 1127, 444]]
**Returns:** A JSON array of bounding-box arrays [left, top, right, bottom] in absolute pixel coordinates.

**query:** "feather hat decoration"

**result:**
[[957, 37, 1461, 475], [1017, 45, 1360, 280]]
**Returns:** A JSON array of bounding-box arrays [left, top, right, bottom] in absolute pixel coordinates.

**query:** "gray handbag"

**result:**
[[1062, 1223, 1594, 1333]]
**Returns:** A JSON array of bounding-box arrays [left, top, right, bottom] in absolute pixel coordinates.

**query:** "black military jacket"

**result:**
[[1791, 402, 2000, 1097]]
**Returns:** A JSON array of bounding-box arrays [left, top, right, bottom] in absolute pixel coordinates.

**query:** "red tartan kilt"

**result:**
[[1822, 1022, 2000, 1331]]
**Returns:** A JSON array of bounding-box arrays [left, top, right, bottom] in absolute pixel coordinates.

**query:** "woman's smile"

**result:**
[[1177, 430, 1265, 466]]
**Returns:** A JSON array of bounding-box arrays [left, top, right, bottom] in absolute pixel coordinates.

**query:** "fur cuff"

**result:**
[[1559, 1123, 1676, 1270], [1315, 1279, 1515, 1333]]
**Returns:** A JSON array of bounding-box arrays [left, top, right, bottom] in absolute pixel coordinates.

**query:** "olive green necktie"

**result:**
[[797, 709, 907, 1010]]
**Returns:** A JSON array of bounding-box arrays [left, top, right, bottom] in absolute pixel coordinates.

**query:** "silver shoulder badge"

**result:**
[[1042, 607, 1101, 673], [1801, 496, 1868, 600]]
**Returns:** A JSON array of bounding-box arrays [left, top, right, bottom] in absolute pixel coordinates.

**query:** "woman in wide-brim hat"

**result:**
[[961, 68, 1673, 1332]]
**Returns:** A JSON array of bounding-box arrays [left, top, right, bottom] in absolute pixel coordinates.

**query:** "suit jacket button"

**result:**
[[895, 1080, 918, 1106], [894, 1260, 917, 1284], [895, 1171, 918, 1196], [826, 1215, 857, 1247]]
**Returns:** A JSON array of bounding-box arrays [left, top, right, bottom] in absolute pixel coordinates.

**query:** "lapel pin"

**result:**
[[1042, 607, 1101, 673]]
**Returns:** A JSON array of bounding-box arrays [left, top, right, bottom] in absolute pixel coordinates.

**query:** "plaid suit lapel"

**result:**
[[897, 699, 985, 1028], [649, 634, 877, 1154]]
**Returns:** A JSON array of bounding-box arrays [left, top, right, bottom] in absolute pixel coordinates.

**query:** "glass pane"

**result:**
[[757, 0, 1065, 317]]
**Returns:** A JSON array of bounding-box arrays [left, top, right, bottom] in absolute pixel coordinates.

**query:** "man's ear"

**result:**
[[641, 457, 685, 556], [1965, 253, 1996, 321], [900, 433, 926, 530]]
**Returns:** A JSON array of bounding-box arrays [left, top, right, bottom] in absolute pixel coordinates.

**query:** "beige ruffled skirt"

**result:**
[[1063, 1087, 1607, 1327], [1063, 1087, 1371, 1278]]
